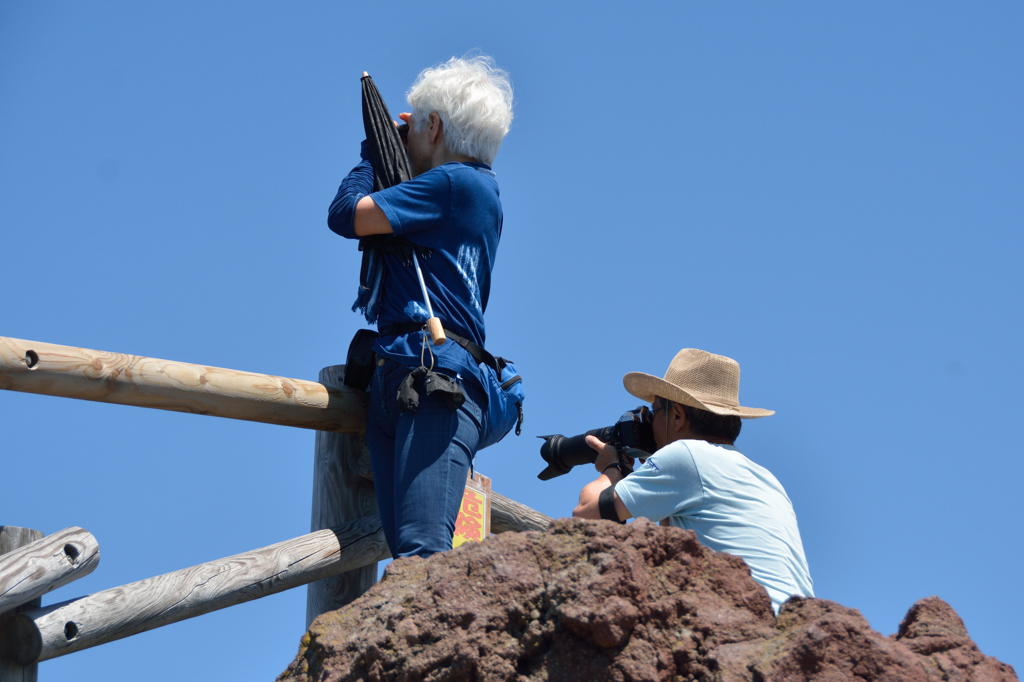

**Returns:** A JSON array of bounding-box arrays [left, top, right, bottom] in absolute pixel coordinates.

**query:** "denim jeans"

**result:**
[[366, 358, 484, 558]]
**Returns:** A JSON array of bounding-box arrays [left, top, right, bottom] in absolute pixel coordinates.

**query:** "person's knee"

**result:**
[[394, 520, 454, 558]]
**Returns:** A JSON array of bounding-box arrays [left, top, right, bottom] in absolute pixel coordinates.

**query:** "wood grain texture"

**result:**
[[0, 336, 366, 433], [306, 366, 379, 629], [0, 527, 42, 682], [490, 492, 552, 534], [0, 530, 43, 557], [0, 517, 391, 665], [0, 527, 99, 616]]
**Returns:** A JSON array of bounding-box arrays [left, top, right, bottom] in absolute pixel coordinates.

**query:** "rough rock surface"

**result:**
[[279, 518, 1017, 682]]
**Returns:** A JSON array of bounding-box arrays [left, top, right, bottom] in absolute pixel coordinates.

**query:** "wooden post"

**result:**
[[0, 527, 43, 682], [0, 528, 100, 616], [0, 337, 366, 433], [305, 366, 379, 629], [0, 517, 390, 665]]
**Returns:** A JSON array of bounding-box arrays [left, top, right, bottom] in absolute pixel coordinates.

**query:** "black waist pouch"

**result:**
[[343, 329, 380, 391]]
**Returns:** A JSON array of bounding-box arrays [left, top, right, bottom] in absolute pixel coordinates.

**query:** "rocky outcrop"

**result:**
[[892, 597, 1016, 681], [279, 518, 1017, 682]]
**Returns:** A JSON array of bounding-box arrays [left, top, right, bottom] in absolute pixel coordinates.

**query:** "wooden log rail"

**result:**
[[491, 492, 554, 534], [0, 337, 366, 433], [0, 516, 389, 665], [1, 502, 550, 665], [1, 337, 555, 664], [0, 528, 99, 617]]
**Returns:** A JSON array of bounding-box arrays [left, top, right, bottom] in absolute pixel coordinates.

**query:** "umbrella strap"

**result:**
[[356, 236, 431, 285]]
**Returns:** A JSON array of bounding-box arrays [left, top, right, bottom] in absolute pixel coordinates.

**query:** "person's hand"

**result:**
[[587, 435, 632, 475], [396, 113, 411, 146]]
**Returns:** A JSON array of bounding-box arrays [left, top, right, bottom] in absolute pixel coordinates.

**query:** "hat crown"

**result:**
[[664, 349, 741, 407]]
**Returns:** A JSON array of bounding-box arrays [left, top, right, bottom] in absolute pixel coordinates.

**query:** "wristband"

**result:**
[[598, 486, 624, 523], [603, 462, 623, 476]]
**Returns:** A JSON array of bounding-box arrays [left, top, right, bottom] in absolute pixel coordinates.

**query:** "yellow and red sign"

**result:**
[[452, 472, 491, 548]]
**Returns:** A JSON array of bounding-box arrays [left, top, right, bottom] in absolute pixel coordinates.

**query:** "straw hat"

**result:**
[[623, 349, 774, 419]]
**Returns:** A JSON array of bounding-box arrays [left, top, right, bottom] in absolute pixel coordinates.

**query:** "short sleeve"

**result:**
[[615, 442, 705, 522], [372, 167, 452, 237]]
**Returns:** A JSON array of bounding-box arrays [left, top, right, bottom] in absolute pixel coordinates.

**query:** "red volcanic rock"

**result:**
[[751, 598, 931, 681], [279, 518, 1017, 682], [893, 597, 1017, 681]]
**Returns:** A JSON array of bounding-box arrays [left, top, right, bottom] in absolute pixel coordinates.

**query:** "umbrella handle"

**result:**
[[412, 251, 447, 346], [426, 318, 446, 346]]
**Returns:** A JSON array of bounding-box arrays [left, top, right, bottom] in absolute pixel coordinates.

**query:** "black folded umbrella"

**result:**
[[355, 72, 411, 315], [352, 73, 440, 340], [357, 72, 445, 346], [361, 72, 412, 191]]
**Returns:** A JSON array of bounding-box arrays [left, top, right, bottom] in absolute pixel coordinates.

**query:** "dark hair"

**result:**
[[682, 404, 742, 442]]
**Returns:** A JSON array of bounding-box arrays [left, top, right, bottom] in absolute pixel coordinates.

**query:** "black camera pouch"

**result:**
[[396, 365, 465, 413], [343, 329, 380, 392]]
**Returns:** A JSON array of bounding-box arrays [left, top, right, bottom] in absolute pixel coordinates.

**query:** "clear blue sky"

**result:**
[[2, 3, 1022, 679]]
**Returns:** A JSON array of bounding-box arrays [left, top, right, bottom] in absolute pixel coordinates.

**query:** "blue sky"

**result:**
[[2, 3, 1022, 679]]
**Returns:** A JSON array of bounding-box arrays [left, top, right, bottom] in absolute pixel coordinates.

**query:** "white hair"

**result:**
[[407, 55, 513, 166]]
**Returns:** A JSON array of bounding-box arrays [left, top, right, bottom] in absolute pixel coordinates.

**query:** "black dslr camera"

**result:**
[[536, 407, 657, 480]]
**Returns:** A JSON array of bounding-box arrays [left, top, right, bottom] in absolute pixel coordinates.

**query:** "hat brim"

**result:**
[[623, 372, 775, 419]]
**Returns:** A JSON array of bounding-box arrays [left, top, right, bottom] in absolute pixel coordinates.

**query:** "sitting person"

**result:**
[[573, 348, 814, 613]]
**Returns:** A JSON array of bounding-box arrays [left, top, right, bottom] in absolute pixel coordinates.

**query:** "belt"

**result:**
[[379, 322, 503, 374]]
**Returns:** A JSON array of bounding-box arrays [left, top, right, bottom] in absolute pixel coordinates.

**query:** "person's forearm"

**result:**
[[327, 157, 374, 239], [572, 469, 623, 519]]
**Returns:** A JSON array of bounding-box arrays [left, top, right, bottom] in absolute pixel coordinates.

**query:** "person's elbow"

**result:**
[[326, 196, 392, 238], [573, 481, 633, 523], [327, 197, 357, 239], [572, 500, 600, 520], [572, 481, 603, 520]]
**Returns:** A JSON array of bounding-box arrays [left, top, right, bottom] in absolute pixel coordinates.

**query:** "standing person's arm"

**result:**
[[354, 197, 393, 235], [327, 141, 393, 238]]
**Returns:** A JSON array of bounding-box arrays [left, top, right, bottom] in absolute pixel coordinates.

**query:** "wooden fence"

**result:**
[[0, 336, 551, 677]]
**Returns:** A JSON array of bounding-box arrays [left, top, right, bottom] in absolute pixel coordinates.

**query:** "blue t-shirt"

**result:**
[[328, 158, 501, 386], [615, 439, 814, 613]]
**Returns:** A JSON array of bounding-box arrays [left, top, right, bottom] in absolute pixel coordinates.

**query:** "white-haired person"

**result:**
[[327, 56, 514, 559], [573, 349, 814, 614]]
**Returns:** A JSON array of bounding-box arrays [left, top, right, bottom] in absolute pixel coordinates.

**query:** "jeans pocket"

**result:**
[[372, 360, 393, 417], [375, 358, 413, 420]]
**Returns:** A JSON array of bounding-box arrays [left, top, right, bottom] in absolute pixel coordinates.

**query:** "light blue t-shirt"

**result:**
[[615, 439, 814, 613]]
